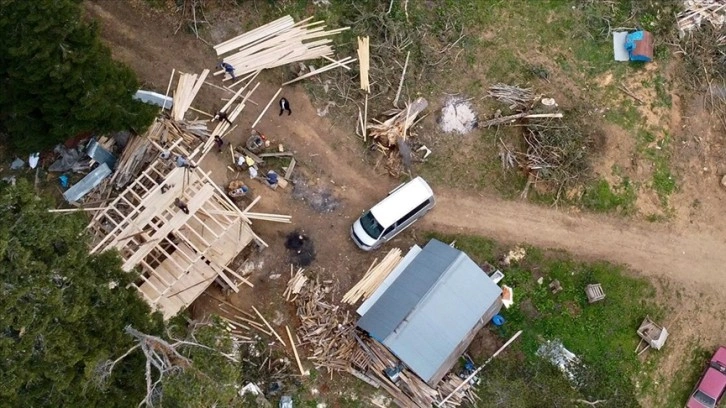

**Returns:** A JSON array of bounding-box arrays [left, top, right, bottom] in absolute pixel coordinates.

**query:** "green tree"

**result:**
[[0, 0, 157, 153], [0, 180, 163, 407]]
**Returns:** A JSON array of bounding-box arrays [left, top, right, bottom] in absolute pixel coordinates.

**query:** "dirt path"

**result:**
[[86, 0, 726, 292], [426, 191, 726, 287]]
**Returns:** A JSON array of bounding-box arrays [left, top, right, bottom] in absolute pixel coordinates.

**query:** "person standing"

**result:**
[[213, 136, 224, 152], [279, 97, 292, 116]]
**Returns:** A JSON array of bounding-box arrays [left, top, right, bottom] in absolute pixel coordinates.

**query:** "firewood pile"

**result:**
[[292, 280, 357, 374], [487, 83, 537, 111]]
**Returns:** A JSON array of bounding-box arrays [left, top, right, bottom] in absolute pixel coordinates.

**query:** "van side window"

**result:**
[[396, 199, 430, 227]]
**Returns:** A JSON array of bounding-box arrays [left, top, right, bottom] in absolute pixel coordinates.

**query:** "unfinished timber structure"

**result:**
[[86, 68, 281, 319]]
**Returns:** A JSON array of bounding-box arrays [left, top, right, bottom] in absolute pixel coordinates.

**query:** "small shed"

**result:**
[[356, 239, 503, 386]]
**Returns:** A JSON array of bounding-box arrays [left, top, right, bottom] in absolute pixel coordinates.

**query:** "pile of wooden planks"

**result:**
[[213, 15, 350, 81], [293, 280, 357, 374], [354, 336, 476, 407], [678, 0, 726, 34], [357, 36, 370, 92], [283, 266, 307, 301], [368, 97, 428, 147], [342, 248, 403, 304], [171, 70, 210, 121], [203, 293, 282, 344]]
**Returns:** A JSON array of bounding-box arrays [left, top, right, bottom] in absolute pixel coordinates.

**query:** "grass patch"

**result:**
[[653, 344, 711, 408], [425, 232, 665, 407], [581, 177, 637, 214]]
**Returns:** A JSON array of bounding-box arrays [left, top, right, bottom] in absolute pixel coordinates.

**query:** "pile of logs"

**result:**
[[342, 248, 402, 305], [213, 15, 350, 82], [293, 280, 357, 374]]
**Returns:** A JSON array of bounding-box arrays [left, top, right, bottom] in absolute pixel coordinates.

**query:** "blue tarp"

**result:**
[[625, 31, 653, 62]]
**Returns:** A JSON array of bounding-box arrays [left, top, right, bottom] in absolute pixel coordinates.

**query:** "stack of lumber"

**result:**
[[110, 131, 154, 189], [293, 280, 357, 374], [355, 336, 475, 408], [213, 15, 350, 80], [357, 36, 370, 92], [678, 0, 726, 34], [171, 70, 209, 120], [368, 97, 428, 147], [283, 266, 307, 301], [342, 248, 403, 304]]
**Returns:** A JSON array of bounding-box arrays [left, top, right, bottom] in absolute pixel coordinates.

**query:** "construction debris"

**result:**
[[342, 248, 403, 304], [678, 0, 726, 35], [213, 15, 350, 82], [283, 266, 308, 301]]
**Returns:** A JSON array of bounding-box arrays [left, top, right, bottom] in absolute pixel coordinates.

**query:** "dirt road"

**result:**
[[86, 0, 726, 290], [427, 192, 726, 286]]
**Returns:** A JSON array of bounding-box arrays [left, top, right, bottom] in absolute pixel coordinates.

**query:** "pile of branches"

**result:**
[[367, 97, 428, 177], [522, 122, 590, 193], [677, 25, 726, 122], [488, 83, 537, 111]]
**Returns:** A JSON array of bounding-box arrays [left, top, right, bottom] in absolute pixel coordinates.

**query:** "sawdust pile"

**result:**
[[438, 97, 478, 134]]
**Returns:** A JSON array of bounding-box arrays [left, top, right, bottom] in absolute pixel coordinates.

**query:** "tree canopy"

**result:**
[[0, 181, 163, 407], [0, 0, 157, 153]]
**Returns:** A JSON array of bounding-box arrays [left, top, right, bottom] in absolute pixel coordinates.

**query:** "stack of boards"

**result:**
[[213, 15, 350, 79]]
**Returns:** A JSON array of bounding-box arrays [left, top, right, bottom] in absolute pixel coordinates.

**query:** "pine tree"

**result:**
[[0, 0, 157, 153], [0, 181, 163, 406]]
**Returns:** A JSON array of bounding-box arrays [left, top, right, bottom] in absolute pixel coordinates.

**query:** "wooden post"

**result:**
[[286, 325, 308, 376]]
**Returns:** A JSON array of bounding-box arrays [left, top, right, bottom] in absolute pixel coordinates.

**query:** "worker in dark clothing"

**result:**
[[279, 97, 292, 116], [214, 110, 233, 125], [174, 198, 190, 215], [214, 136, 224, 152], [219, 62, 236, 80]]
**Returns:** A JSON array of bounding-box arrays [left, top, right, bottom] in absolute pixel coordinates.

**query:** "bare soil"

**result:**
[[87, 0, 726, 403]]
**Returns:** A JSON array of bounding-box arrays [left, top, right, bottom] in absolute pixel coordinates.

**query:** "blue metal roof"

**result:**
[[357, 239, 502, 384]]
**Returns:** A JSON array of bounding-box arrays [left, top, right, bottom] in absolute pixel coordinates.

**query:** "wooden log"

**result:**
[[252, 87, 282, 128], [393, 51, 410, 108]]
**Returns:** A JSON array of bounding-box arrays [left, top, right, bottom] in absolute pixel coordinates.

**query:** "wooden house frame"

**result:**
[[87, 138, 267, 319]]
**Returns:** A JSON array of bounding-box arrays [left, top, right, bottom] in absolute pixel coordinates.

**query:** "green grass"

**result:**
[[581, 178, 637, 214], [653, 344, 711, 408], [426, 232, 666, 407]]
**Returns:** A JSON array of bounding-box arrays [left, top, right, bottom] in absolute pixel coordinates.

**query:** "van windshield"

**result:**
[[360, 211, 383, 239]]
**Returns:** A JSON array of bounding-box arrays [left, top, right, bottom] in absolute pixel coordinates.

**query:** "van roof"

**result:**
[[370, 177, 434, 228]]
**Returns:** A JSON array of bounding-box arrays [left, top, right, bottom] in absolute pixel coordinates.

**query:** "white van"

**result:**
[[351, 177, 435, 251]]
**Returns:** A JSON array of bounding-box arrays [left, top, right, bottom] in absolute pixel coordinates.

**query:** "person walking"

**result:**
[[279, 97, 292, 116]]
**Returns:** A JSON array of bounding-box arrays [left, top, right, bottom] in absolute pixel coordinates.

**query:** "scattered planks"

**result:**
[[368, 97, 428, 147], [292, 280, 357, 374], [342, 248, 402, 304], [214, 15, 350, 80], [357, 36, 370, 92]]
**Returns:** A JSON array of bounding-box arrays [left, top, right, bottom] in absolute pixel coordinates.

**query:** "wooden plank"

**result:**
[[286, 325, 308, 376], [251, 87, 282, 128], [284, 157, 296, 180], [258, 152, 294, 158], [252, 306, 286, 347], [282, 57, 356, 86]]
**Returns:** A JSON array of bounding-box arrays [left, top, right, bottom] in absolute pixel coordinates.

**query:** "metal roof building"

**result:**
[[357, 239, 503, 386]]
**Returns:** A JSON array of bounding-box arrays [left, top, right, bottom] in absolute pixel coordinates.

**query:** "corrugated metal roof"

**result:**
[[357, 239, 502, 384], [357, 239, 458, 341], [63, 163, 112, 202]]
